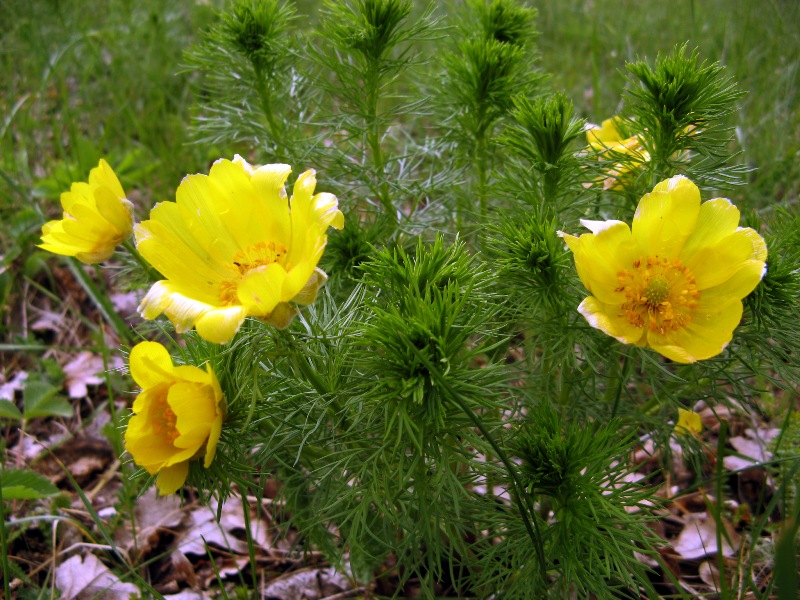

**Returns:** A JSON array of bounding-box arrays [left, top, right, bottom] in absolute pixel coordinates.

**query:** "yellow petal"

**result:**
[[587, 117, 624, 145], [94, 186, 133, 235], [250, 162, 293, 244], [169, 382, 216, 452], [138, 281, 218, 331], [237, 263, 286, 314], [647, 300, 743, 363], [129, 341, 175, 389], [194, 305, 249, 344], [311, 192, 345, 230], [679, 198, 741, 262], [559, 221, 637, 305], [89, 159, 126, 199], [685, 226, 768, 291], [676, 409, 703, 436], [156, 462, 189, 495], [632, 175, 700, 257], [578, 296, 646, 345], [206, 158, 269, 249], [204, 413, 223, 468], [291, 268, 328, 305]]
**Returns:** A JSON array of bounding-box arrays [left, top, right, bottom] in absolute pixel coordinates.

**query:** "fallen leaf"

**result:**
[[698, 560, 722, 588], [672, 512, 740, 560], [30, 309, 67, 334], [260, 567, 352, 600], [0, 370, 28, 400], [110, 290, 143, 316], [116, 487, 185, 555], [63, 352, 105, 398], [725, 427, 778, 472], [55, 553, 140, 599], [163, 592, 214, 600], [177, 495, 271, 556]]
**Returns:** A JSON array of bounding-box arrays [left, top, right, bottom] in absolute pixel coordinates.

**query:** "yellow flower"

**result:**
[[586, 117, 649, 190], [559, 175, 767, 363], [675, 408, 703, 436], [124, 341, 225, 495], [135, 156, 344, 344], [38, 159, 134, 264]]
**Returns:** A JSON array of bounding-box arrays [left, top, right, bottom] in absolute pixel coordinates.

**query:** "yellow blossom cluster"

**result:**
[[39, 156, 343, 493]]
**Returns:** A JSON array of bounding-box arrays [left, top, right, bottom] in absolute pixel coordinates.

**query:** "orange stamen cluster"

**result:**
[[220, 241, 288, 304], [615, 255, 700, 335], [153, 398, 179, 442]]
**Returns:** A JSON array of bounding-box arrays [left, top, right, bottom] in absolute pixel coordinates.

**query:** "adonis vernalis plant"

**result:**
[[560, 175, 767, 363], [23, 3, 800, 598], [136, 155, 344, 344], [38, 159, 133, 264]]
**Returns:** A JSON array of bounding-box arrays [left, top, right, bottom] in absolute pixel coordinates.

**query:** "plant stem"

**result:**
[[364, 61, 395, 223], [411, 346, 548, 594], [254, 66, 286, 160]]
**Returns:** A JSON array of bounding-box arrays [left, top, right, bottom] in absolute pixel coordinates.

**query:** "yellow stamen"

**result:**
[[616, 255, 700, 335], [219, 241, 288, 304], [153, 399, 179, 443]]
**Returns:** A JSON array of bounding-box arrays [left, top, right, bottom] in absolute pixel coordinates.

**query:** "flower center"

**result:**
[[220, 241, 287, 305], [615, 255, 700, 335], [153, 397, 179, 443]]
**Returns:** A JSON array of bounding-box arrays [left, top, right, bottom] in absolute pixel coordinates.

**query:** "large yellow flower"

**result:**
[[125, 341, 225, 495], [39, 159, 133, 264], [560, 175, 767, 363], [136, 156, 344, 344], [586, 117, 649, 190]]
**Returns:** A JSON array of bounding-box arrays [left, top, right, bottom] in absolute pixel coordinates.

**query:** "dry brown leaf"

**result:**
[[698, 560, 722, 588], [672, 512, 740, 560], [724, 427, 779, 472], [63, 352, 105, 398], [177, 495, 271, 556], [55, 553, 140, 599], [115, 487, 185, 555], [260, 567, 352, 600]]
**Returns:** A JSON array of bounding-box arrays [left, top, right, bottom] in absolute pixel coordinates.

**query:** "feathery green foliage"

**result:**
[[6, 1, 800, 598]]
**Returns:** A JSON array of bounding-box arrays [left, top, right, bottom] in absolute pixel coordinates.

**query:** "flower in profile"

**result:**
[[38, 159, 133, 264], [675, 408, 703, 436], [559, 175, 767, 363], [586, 116, 649, 190], [124, 341, 225, 495], [136, 156, 344, 344]]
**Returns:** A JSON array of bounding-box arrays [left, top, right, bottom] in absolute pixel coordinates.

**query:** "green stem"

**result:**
[[606, 354, 629, 419], [254, 68, 285, 159], [364, 62, 395, 223], [411, 347, 548, 593], [476, 134, 489, 222]]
